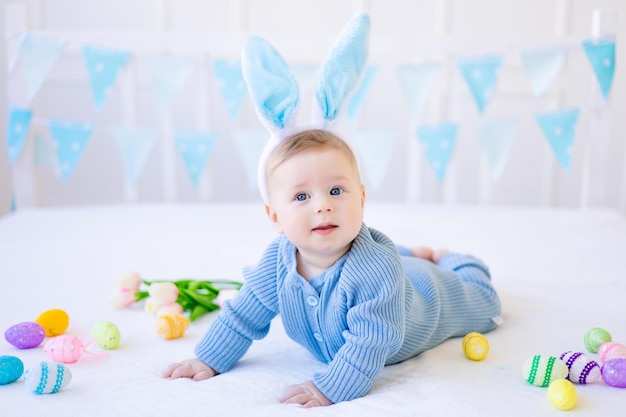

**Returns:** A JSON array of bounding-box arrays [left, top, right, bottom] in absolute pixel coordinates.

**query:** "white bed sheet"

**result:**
[[1, 203, 625, 417]]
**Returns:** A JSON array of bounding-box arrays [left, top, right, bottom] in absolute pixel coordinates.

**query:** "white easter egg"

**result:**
[[559, 351, 601, 384], [522, 355, 569, 387], [24, 362, 72, 394]]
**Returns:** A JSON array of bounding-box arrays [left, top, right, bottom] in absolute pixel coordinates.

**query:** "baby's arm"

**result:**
[[163, 358, 218, 381], [280, 381, 332, 408]]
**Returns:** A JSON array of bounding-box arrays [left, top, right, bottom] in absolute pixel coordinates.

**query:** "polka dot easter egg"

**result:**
[[522, 355, 569, 387], [24, 362, 72, 394], [547, 379, 577, 411], [584, 327, 611, 353], [601, 358, 626, 388], [559, 351, 601, 384], [0, 355, 24, 385], [91, 321, 121, 349], [35, 309, 70, 337], [597, 342, 626, 363], [4, 321, 46, 349], [462, 332, 489, 361]]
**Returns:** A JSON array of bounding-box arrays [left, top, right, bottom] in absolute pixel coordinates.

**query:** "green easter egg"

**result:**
[[584, 327, 611, 353], [91, 321, 121, 349]]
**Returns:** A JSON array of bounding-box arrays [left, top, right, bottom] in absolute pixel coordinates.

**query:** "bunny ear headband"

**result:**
[[241, 12, 371, 202]]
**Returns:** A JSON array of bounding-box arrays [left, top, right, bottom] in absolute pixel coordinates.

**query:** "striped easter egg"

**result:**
[[24, 362, 72, 394], [597, 342, 626, 364], [559, 351, 601, 384], [522, 355, 569, 387]]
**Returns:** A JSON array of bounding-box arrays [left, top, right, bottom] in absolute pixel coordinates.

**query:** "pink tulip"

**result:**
[[109, 288, 137, 309], [117, 272, 142, 291], [148, 282, 179, 304]]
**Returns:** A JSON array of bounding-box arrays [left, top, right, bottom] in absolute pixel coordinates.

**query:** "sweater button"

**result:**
[[313, 332, 324, 342], [306, 296, 319, 306]]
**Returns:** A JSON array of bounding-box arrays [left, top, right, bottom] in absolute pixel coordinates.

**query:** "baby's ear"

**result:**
[[313, 12, 371, 125], [242, 36, 300, 136], [264, 202, 283, 234]]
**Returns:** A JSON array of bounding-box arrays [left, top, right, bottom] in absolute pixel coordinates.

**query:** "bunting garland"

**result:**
[[346, 65, 378, 122], [233, 131, 267, 190], [535, 108, 580, 171], [6, 107, 33, 165], [476, 118, 518, 181], [582, 37, 616, 100], [352, 129, 399, 190], [213, 60, 247, 119], [174, 130, 218, 185], [148, 54, 194, 112], [17, 34, 66, 102], [457, 55, 503, 113], [111, 127, 156, 185], [520, 46, 566, 97], [82, 46, 131, 110], [415, 123, 459, 182], [49, 120, 94, 182], [396, 62, 441, 124]]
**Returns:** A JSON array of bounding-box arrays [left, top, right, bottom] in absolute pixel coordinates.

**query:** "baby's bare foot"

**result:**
[[433, 249, 449, 263], [410, 247, 435, 262]]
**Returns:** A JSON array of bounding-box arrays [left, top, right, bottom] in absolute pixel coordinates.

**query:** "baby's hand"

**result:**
[[280, 380, 333, 408], [163, 358, 218, 381]]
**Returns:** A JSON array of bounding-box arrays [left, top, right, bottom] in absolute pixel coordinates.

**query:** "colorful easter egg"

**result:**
[[522, 355, 569, 387], [156, 314, 190, 340], [0, 355, 24, 385], [597, 342, 626, 363], [462, 332, 489, 361], [547, 379, 577, 410], [584, 327, 611, 353], [559, 351, 601, 384], [44, 335, 85, 364], [24, 362, 72, 394], [4, 321, 46, 349], [601, 358, 626, 388], [35, 309, 70, 337], [91, 321, 121, 349]]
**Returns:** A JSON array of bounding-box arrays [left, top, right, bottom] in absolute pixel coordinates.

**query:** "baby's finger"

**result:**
[[192, 369, 214, 381]]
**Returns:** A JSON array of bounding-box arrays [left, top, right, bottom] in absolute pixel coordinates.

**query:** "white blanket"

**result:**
[[1, 203, 625, 416]]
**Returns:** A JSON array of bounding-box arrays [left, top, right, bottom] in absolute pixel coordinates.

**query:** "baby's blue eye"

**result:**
[[330, 187, 342, 196], [296, 193, 308, 201]]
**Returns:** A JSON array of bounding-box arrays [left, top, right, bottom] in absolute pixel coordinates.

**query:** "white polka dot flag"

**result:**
[[415, 122, 459, 182], [111, 126, 156, 185], [212, 60, 248, 120], [535, 107, 580, 172], [173, 129, 218, 185], [48, 119, 94, 182], [457, 55, 503, 113], [352, 128, 399, 190], [17, 34, 66, 102], [82, 46, 131, 110], [476, 118, 518, 181], [147, 54, 193, 113], [396, 61, 441, 125], [582, 37, 616, 101], [6, 107, 33, 165], [520, 46, 566, 97]]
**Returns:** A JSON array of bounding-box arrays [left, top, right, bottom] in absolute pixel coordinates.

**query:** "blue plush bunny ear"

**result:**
[[314, 12, 371, 124], [241, 36, 299, 134]]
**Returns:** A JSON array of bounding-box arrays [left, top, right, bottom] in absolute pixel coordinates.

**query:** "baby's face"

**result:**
[[265, 147, 365, 264]]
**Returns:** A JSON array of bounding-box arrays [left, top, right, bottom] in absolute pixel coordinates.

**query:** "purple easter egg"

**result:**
[[601, 358, 626, 388], [4, 321, 46, 349]]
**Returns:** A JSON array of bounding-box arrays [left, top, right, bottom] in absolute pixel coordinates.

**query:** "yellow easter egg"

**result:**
[[547, 379, 577, 411], [35, 309, 70, 337], [462, 332, 489, 361], [156, 314, 190, 340], [91, 321, 121, 349]]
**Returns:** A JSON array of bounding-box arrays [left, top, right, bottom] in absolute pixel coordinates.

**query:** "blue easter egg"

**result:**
[[0, 355, 24, 385]]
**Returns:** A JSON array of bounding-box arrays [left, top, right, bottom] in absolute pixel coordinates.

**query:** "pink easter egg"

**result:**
[[601, 358, 626, 388], [559, 351, 601, 384], [597, 342, 626, 363], [44, 335, 84, 363], [4, 322, 46, 349]]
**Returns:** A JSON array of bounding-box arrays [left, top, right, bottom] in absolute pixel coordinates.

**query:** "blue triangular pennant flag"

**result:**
[[397, 62, 441, 124], [82, 46, 131, 110], [415, 122, 459, 182], [174, 130, 218, 185], [148, 54, 193, 112], [476, 118, 518, 181], [520, 46, 566, 97], [582, 37, 615, 100], [49, 120, 94, 181], [535, 108, 580, 171], [347, 65, 378, 122], [18, 34, 66, 101], [34, 133, 56, 167], [457, 55, 503, 113], [233, 130, 267, 191], [352, 129, 399, 190], [6, 107, 33, 165], [213, 60, 247, 119], [111, 127, 156, 185]]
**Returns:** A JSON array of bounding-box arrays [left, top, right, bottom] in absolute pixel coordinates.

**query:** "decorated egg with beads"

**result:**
[[156, 314, 190, 340], [559, 351, 601, 384], [35, 309, 70, 337], [24, 362, 72, 394], [44, 335, 85, 363], [601, 358, 626, 388], [522, 355, 569, 387], [91, 321, 121, 349], [4, 321, 46, 349], [597, 342, 626, 363], [0, 355, 24, 385], [584, 327, 611, 353]]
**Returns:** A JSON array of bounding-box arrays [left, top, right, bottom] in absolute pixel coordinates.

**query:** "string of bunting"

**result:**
[[5, 32, 616, 191]]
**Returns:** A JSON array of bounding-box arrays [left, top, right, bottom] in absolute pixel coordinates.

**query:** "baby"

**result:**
[[164, 128, 502, 407]]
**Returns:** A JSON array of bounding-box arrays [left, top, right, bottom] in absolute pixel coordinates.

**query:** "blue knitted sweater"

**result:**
[[194, 224, 501, 403]]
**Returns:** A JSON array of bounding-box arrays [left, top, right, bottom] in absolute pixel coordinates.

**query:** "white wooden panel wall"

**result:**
[[1, 0, 625, 214]]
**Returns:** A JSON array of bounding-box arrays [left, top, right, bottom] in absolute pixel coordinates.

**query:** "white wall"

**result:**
[[2, 0, 625, 215]]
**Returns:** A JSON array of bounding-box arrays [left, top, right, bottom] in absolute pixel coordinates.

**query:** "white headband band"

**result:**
[[241, 12, 371, 202]]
